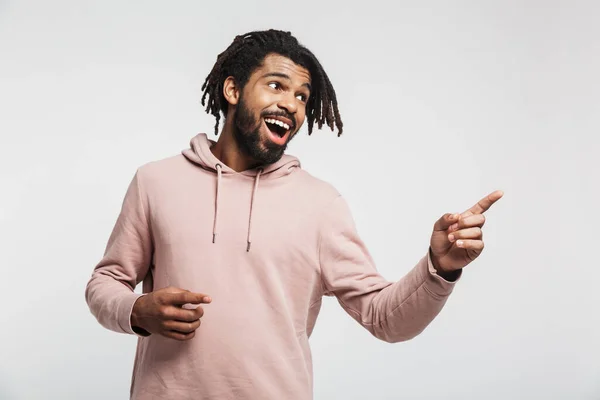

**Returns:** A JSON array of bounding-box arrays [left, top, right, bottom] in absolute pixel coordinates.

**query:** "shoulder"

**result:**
[[135, 154, 193, 185], [292, 168, 341, 203]]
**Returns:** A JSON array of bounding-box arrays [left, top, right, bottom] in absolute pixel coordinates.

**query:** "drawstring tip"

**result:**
[[246, 242, 251, 252], [212, 233, 216, 243]]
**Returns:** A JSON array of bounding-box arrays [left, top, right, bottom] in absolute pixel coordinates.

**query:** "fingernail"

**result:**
[[448, 234, 455, 242], [451, 223, 458, 231], [204, 296, 211, 303], [457, 240, 464, 247]]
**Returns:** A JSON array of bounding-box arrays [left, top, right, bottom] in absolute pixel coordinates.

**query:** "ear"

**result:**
[[223, 76, 240, 106]]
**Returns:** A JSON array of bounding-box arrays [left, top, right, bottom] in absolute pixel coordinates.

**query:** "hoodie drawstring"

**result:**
[[211, 164, 263, 252], [247, 168, 263, 252], [212, 163, 222, 244]]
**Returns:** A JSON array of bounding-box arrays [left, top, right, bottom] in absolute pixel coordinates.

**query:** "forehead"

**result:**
[[251, 53, 311, 85]]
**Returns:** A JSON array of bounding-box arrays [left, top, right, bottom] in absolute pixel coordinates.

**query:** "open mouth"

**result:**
[[264, 117, 292, 139]]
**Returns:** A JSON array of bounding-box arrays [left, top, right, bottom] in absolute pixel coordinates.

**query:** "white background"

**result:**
[[1, 1, 599, 399]]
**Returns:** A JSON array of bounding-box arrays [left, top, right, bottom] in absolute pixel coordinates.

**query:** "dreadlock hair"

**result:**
[[201, 29, 343, 137]]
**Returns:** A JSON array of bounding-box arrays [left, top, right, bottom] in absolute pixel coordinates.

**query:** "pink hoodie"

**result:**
[[85, 133, 460, 399]]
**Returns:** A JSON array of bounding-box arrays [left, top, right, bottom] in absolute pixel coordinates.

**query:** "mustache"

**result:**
[[261, 111, 296, 130]]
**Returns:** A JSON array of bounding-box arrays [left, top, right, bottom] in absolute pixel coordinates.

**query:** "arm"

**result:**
[[318, 196, 460, 343], [84, 170, 153, 336]]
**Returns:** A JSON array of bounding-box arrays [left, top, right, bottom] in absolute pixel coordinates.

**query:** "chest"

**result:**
[[147, 175, 325, 307]]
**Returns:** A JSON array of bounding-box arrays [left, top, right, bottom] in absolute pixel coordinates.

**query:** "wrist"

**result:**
[[130, 296, 151, 336], [429, 247, 461, 282], [130, 296, 144, 329]]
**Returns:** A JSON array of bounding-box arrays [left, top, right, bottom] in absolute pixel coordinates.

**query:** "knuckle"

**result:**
[[157, 294, 169, 305], [160, 320, 171, 330], [166, 309, 179, 321], [158, 306, 170, 318], [184, 311, 196, 322]]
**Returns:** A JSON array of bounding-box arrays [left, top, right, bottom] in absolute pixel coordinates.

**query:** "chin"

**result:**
[[257, 148, 285, 165]]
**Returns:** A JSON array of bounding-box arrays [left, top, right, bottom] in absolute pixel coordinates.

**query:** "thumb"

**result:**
[[433, 213, 459, 232], [162, 286, 189, 294]]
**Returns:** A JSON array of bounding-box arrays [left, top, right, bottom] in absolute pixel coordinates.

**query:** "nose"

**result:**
[[277, 92, 298, 115]]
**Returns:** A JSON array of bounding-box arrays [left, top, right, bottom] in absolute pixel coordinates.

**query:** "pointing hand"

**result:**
[[429, 190, 504, 275]]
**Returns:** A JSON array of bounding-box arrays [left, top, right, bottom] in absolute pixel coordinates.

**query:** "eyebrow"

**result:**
[[261, 72, 312, 92]]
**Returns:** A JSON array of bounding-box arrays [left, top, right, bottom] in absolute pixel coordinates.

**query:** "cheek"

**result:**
[[257, 89, 277, 108], [243, 87, 271, 115]]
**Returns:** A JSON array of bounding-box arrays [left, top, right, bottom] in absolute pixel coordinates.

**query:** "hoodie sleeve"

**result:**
[[318, 195, 460, 343], [85, 169, 153, 336]]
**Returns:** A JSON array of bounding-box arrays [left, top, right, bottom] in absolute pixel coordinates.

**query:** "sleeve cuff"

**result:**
[[423, 250, 461, 296], [118, 292, 150, 337]]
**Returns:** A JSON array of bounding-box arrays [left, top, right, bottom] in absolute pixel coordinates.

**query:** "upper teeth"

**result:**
[[265, 118, 290, 130]]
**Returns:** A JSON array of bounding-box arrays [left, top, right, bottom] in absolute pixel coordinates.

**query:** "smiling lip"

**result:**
[[263, 115, 294, 129], [262, 119, 290, 146]]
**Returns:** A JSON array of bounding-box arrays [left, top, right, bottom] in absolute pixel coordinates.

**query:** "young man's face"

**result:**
[[232, 53, 312, 165]]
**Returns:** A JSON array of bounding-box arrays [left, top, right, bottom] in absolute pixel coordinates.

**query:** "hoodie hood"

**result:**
[[181, 133, 301, 251], [182, 133, 301, 179]]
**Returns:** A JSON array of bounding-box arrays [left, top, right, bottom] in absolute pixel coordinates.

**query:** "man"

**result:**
[[85, 29, 503, 399]]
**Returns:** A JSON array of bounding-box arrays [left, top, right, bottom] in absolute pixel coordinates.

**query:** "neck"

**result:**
[[210, 118, 258, 172]]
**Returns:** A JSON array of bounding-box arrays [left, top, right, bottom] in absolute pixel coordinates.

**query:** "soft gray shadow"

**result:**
[[0, 377, 16, 400], [0, 1, 10, 19]]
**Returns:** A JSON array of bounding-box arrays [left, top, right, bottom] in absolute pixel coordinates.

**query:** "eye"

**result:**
[[296, 94, 308, 102], [268, 82, 281, 90]]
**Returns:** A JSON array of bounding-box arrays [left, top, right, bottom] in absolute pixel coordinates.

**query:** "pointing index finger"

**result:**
[[465, 190, 504, 215]]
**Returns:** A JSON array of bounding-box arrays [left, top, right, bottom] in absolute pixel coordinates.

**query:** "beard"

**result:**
[[232, 95, 295, 166]]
